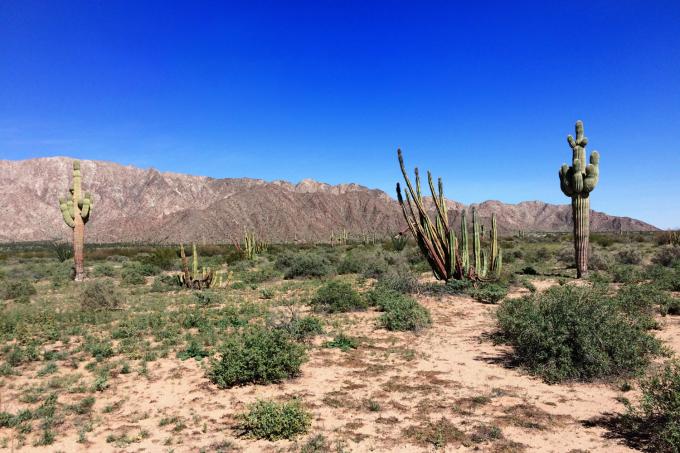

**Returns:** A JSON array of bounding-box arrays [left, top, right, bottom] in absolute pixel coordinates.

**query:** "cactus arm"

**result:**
[[80, 192, 92, 221], [583, 151, 600, 193], [59, 197, 75, 228], [559, 164, 573, 196]]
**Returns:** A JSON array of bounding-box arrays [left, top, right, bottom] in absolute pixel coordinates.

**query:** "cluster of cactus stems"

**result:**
[[177, 243, 223, 289], [559, 121, 600, 278], [396, 150, 502, 281], [330, 229, 349, 246], [58, 161, 93, 282], [242, 231, 268, 260]]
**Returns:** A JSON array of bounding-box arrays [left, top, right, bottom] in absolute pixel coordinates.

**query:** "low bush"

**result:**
[[616, 249, 643, 265], [624, 360, 680, 452], [496, 285, 662, 383], [92, 263, 116, 277], [193, 290, 222, 305], [237, 399, 311, 440], [612, 283, 669, 329], [81, 280, 124, 311], [611, 264, 643, 283], [140, 248, 176, 270], [374, 290, 431, 332], [277, 252, 333, 279], [653, 245, 680, 267], [1, 279, 37, 302], [310, 281, 366, 313], [121, 264, 147, 285], [150, 274, 180, 292], [276, 315, 324, 342], [588, 249, 613, 271], [468, 283, 508, 304], [208, 326, 307, 388], [323, 333, 359, 351], [374, 268, 419, 294]]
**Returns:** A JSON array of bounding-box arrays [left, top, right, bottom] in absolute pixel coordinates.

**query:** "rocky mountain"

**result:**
[[0, 157, 657, 244]]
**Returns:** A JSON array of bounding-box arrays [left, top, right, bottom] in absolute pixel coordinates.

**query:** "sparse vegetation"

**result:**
[[236, 399, 311, 440]]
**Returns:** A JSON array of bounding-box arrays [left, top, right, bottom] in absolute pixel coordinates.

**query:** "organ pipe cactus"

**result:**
[[559, 121, 600, 278], [177, 243, 215, 289], [58, 161, 93, 281], [396, 150, 501, 281]]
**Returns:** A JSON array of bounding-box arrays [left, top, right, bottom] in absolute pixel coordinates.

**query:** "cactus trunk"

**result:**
[[58, 161, 92, 282], [573, 195, 590, 278]]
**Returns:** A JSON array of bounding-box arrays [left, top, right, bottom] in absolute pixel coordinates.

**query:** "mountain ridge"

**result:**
[[0, 157, 658, 243]]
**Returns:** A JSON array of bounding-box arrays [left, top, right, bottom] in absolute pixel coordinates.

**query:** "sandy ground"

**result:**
[[2, 284, 679, 453]]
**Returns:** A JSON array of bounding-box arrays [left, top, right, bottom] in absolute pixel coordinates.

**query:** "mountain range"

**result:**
[[0, 157, 657, 244]]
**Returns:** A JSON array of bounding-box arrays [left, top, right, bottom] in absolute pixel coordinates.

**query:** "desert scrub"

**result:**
[[624, 360, 680, 452], [616, 249, 643, 265], [208, 325, 306, 388], [237, 399, 311, 440], [496, 285, 662, 383], [653, 245, 680, 267], [323, 333, 358, 351], [371, 289, 431, 332], [468, 283, 508, 304], [310, 280, 366, 313], [276, 252, 333, 279], [374, 267, 420, 294], [1, 279, 37, 302], [81, 279, 123, 311], [272, 315, 324, 342], [92, 263, 116, 277]]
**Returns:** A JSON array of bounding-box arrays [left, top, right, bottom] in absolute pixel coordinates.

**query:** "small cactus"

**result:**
[[58, 161, 93, 281], [559, 121, 601, 278]]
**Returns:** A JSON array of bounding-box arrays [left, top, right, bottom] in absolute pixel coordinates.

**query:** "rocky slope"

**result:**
[[0, 157, 657, 243]]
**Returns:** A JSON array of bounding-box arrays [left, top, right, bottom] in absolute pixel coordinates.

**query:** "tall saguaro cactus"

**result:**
[[559, 121, 600, 278], [58, 161, 93, 281]]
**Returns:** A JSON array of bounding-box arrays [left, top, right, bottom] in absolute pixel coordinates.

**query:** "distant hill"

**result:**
[[0, 157, 658, 243]]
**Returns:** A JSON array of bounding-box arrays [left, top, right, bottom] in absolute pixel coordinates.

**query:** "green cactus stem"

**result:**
[[558, 121, 601, 278], [58, 160, 93, 281], [396, 149, 501, 282], [178, 243, 214, 290]]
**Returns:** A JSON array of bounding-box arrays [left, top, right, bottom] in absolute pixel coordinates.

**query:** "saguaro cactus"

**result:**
[[58, 161, 93, 281], [559, 120, 600, 278]]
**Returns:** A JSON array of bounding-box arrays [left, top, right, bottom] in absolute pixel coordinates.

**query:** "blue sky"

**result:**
[[1, 1, 679, 228]]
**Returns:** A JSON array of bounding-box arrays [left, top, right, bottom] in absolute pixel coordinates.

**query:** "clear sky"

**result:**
[[1, 1, 679, 228]]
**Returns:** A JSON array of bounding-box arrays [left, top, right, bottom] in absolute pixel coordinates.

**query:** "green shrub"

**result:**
[[611, 265, 642, 283], [616, 249, 643, 265], [653, 245, 680, 267], [81, 280, 123, 311], [496, 285, 662, 383], [274, 315, 324, 342], [121, 264, 146, 285], [613, 283, 671, 326], [1, 279, 37, 302], [645, 265, 680, 292], [150, 274, 180, 292], [242, 267, 280, 284], [208, 326, 307, 388], [93, 263, 116, 277], [323, 333, 358, 351], [277, 252, 333, 279], [588, 249, 613, 271], [468, 283, 508, 304], [374, 291, 431, 332], [193, 290, 222, 305], [140, 248, 176, 270], [375, 268, 419, 294], [310, 281, 366, 313], [520, 278, 537, 293], [624, 360, 680, 452], [237, 399, 311, 440]]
